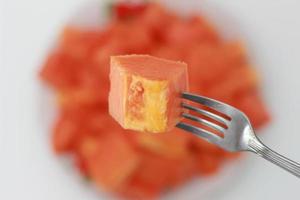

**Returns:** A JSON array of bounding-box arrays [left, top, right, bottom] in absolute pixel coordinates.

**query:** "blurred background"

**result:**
[[1, 0, 300, 200]]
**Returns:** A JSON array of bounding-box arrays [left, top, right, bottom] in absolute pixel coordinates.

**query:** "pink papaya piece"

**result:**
[[109, 55, 188, 133]]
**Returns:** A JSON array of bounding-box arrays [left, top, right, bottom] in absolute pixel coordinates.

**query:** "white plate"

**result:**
[[39, 1, 248, 199], [1, 0, 300, 200]]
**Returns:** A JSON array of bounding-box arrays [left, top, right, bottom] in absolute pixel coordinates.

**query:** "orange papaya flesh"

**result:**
[[109, 55, 188, 133]]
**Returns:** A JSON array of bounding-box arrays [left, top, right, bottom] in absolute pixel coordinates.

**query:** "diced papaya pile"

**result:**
[[40, 2, 270, 199], [109, 55, 188, 133]]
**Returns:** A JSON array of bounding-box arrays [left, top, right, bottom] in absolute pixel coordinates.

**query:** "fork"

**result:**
[[176, 92, 300, 178]]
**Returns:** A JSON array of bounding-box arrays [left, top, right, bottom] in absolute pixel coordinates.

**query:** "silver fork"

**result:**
[[176, 92, 300, 178]]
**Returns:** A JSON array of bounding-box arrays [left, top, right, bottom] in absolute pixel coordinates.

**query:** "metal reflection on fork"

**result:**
[[176, 92, 300, 178]]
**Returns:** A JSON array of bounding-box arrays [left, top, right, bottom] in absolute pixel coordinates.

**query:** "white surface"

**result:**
[[1, 0, 300, 199]]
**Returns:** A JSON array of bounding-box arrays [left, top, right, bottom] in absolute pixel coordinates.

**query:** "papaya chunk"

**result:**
[[109, 55, 188, 133], [79, 134, 139, 190], [132, 130, 190, 159]]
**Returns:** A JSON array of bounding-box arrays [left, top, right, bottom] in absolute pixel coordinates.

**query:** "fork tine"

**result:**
[[182, 103, 229, 126], [181, 92, 236, 117], [182, 113, 226, 133], [176, 122, 222, 144]]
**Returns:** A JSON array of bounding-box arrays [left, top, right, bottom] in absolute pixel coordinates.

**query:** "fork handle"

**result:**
[[248, 137, 300, 178]]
